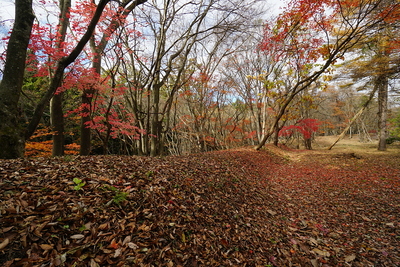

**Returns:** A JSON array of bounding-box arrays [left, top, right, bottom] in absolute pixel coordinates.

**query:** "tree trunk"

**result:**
[[376, 34, 390, 151], [273, 129, 279, 146], [0, 0, 35, 159], [51, 0, 71, 156], [304, 138, 312, 150], [256, 92, 297, 150], [79, 81, 96, 156], [150, 83, 161, 157], [51, 93, 65, 156], [377, 75, 388, 151]]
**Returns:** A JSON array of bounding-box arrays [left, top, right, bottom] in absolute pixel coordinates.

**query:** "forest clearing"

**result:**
[[1, 137, 399, 266], [1, 1, 399, 265]]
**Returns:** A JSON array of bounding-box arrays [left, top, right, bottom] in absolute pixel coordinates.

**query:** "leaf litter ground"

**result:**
[[0, 145, 399, 266]]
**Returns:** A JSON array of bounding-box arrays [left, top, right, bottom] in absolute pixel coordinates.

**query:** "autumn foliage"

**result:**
[[25, 127, 80, 157], [279, 118, 320, 139]]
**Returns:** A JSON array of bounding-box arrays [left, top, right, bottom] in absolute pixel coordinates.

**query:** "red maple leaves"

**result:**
[[279, 118, 320, 139]]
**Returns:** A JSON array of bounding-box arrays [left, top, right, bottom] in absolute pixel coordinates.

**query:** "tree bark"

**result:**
[[0, 0, 35, 159], [376, 32, 390, 151], [79, 61, 98, 156], [150, 83, 161, 157], [255, 91, 298, 150], [51, 0, 71, 156], [304, 138, 312, 150], [51, 93, 65, 156], [377, 75, 388, 151]]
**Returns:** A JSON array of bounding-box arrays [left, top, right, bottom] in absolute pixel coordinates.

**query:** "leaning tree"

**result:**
[[255, 0, 400, 151]]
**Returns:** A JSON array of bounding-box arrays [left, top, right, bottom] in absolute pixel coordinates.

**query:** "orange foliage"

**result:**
[[25, 125, 80, 157], [25, 140, 53, 157], [25, 140, 80, 157], [65, 143, 80, 154]]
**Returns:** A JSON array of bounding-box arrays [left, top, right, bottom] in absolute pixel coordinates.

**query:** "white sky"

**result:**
[[269, 0, 286, 14], [0, 0, 15, 31], [0, 0, 14, 18], [0, 0, 285, 21], [0, 0, 286, 36]]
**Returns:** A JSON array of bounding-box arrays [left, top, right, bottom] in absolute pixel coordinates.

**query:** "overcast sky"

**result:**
[[0, 0, 286, 34], [0, 0, 14, 32], [0, 0, 285, 18]]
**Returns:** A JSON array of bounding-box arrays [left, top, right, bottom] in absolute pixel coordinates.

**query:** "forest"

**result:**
[[0, 1, 399, 266], [0, 0, 399, 159]]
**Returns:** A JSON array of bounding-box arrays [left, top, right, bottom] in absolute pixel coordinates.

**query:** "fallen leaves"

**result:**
[[312, 248, 330, 257], [39, 244, 53, 251], [267, 209, 277, 216], [70, 234, 85, 240], [0, 147, 399, 266], [345, 254, 356, 262], [0, 238, 9, 250]]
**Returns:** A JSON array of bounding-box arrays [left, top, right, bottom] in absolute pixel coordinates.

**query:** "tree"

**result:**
[[222, 36, 278, 144], [0, 0, 35, 159], [279, 118, 320, 149], [119, 0, 263, 156], [0, 0, 135, 158], [255, 0, 400, 151], [51, 0, 71, 156], [327, 15, 400, 150], [25, 0, 111, 141], [80, 0, 147, 155]]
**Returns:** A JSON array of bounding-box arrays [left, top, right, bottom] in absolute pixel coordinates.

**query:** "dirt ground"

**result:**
[[316, 134, 400, 152], [269, 135, 400, 162], [314, 135, 379, 151]]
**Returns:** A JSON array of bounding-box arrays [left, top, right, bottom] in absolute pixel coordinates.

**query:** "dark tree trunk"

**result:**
[[51, 92, 65, 156], [51, 0, 71, 156], [150, 83, 161, 157], [377, 75, 388, 151], [79, 86, 95, 155], [273, 129, 279, 146], [79, 49, 99, 156], [0, 0, 35, 159], [304, 138, 312, 150]]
